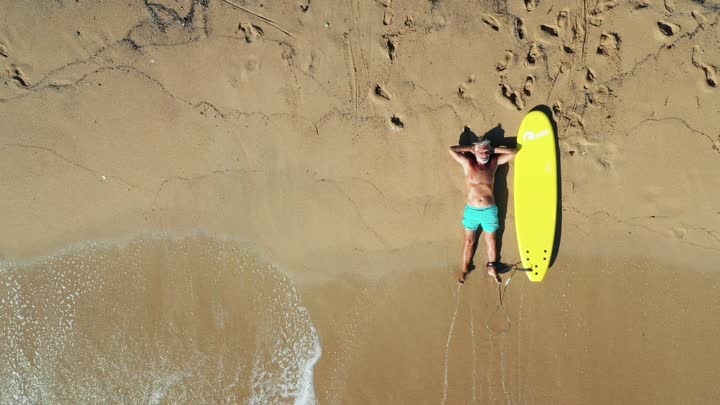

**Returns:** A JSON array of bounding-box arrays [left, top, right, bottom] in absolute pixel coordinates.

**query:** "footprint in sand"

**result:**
[[374, 83, 393, 100], [239, 22, 264, 43], [597, 32, 620, 56], [584, 83, 611, 107], [588, 15, 603, 27], [593, 0, 618, 14], [383, 9, 393, 25], [0, 43, 8, 58], [636, 0, 650, 8], [404, 16, 415, 28], [692, 10, 707, 30], [566, 111, 585, 128], [523, 75, 535, 96], [541, 24, 560, 37], [552, 99, 585, 128], [527, 42, 543, 65], [664, 0, 675, 13], [524, 0, 538, 12], [657, 20, 680, 36], [9, 65, 30, 87], [540, 9, 570, 42], [691, 45, 718, 88], [481, 14, 501, 31], [383, 3, 394, 25], [495, 50, 516, 73], [557, 9, 570, 34], [586, 66, 596, 82], [572, 18, 585, 42], [515, 18, 526, 40], [500, 82, 525, 110], [390, 114, 404, 129], [384, 35, 397, 61], [458, 74, 475, 98]]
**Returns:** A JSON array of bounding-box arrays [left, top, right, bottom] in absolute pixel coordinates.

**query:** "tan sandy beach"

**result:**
[[2, 0, 720, 403]]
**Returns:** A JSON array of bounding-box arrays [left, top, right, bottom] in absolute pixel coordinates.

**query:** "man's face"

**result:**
[[474, 144, 491, 162]]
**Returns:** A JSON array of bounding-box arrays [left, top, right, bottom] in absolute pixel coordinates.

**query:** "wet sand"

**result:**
[[2, 0, 720, 403], [2, 236, 719, 403]]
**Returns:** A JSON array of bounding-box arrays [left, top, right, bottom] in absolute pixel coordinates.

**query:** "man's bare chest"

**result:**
[[465, 164, 495, 184]]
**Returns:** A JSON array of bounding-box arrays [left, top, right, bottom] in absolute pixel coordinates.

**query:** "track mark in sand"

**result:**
[[527, 42, 543, 65], [597, 32, 620, 56], [219, 0, 294, 37], [496, 50, 516, 73], [588, 15, 603, 27], [692, 10, 708, 30], [383, 8, 393, 25], [2, 143, 143, 191], [584, 83, 611, 107], [692, 45, 718, 88], [586, 66, 596, 82], [515, 18, 526, 40], [552, 99, 585, 129], [384, 35, 397, 61], [9, 66, 31, 87], [637, 0, 650, 8], [404, 15, 415, 28], [382, 1, 394, 25], [523, 75, 535, 96], [482, 14, 501, 31], [390, 114, 404, 129], [300, 0, 311, 12], [657, 20, 680, 36], [441, 289, 461, 405], [458, 74, 475, 98], [558, 9, 570, 33], [664, 0, 676, 14], [524, 0, 538, 12], [501, 82, 525, 110], [0, 43, 8, 58], [239, 22, 264, 42], [344, 33, 359, 121], [470, 306, 478, 404], [374, 83, 392, 100], [541, 24, 560, 37], [593, 0, 618, 14]]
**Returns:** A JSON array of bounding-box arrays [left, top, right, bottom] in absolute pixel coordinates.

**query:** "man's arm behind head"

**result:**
[[494, 146, 517, 165]]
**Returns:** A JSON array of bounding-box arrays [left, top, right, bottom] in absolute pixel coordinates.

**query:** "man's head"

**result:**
[[472, 138, 492, 164]]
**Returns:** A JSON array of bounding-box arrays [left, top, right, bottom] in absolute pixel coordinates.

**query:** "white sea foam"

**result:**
[[248, 266, 323, 405], [0, 235, 322, 404]]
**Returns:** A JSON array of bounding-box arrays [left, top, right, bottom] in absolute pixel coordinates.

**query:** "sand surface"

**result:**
[[2, 0, 720, 403]]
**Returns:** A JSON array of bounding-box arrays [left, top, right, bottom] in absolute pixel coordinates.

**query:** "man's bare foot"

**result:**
[[487, 262, 501, 284], [458, 271, 469, 286]]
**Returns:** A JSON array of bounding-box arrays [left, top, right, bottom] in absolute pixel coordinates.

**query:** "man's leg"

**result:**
[[483, 231, 502, 284], [459, 228, 478, 285]]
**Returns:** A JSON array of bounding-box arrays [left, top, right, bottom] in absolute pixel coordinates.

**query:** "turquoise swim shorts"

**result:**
[[462, 204, 500, 233]]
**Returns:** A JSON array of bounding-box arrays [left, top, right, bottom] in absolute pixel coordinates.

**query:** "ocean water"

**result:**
[[0, 236, 321, 404]]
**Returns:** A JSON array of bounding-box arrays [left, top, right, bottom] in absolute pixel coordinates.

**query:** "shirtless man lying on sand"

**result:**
[[449, 138, 517, 285]]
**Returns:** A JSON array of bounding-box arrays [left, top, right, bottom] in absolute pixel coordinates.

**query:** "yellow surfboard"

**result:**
[[514, 110, 558, 282]]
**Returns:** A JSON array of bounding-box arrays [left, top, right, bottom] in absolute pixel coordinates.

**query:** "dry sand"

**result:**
[[1, 0, 720, 403]]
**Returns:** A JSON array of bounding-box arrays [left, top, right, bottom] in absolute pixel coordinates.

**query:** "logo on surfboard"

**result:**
[[522, 130, 550, 142]]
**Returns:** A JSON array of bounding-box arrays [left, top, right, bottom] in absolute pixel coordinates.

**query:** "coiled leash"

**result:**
[[485, 261, 530, 336]]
